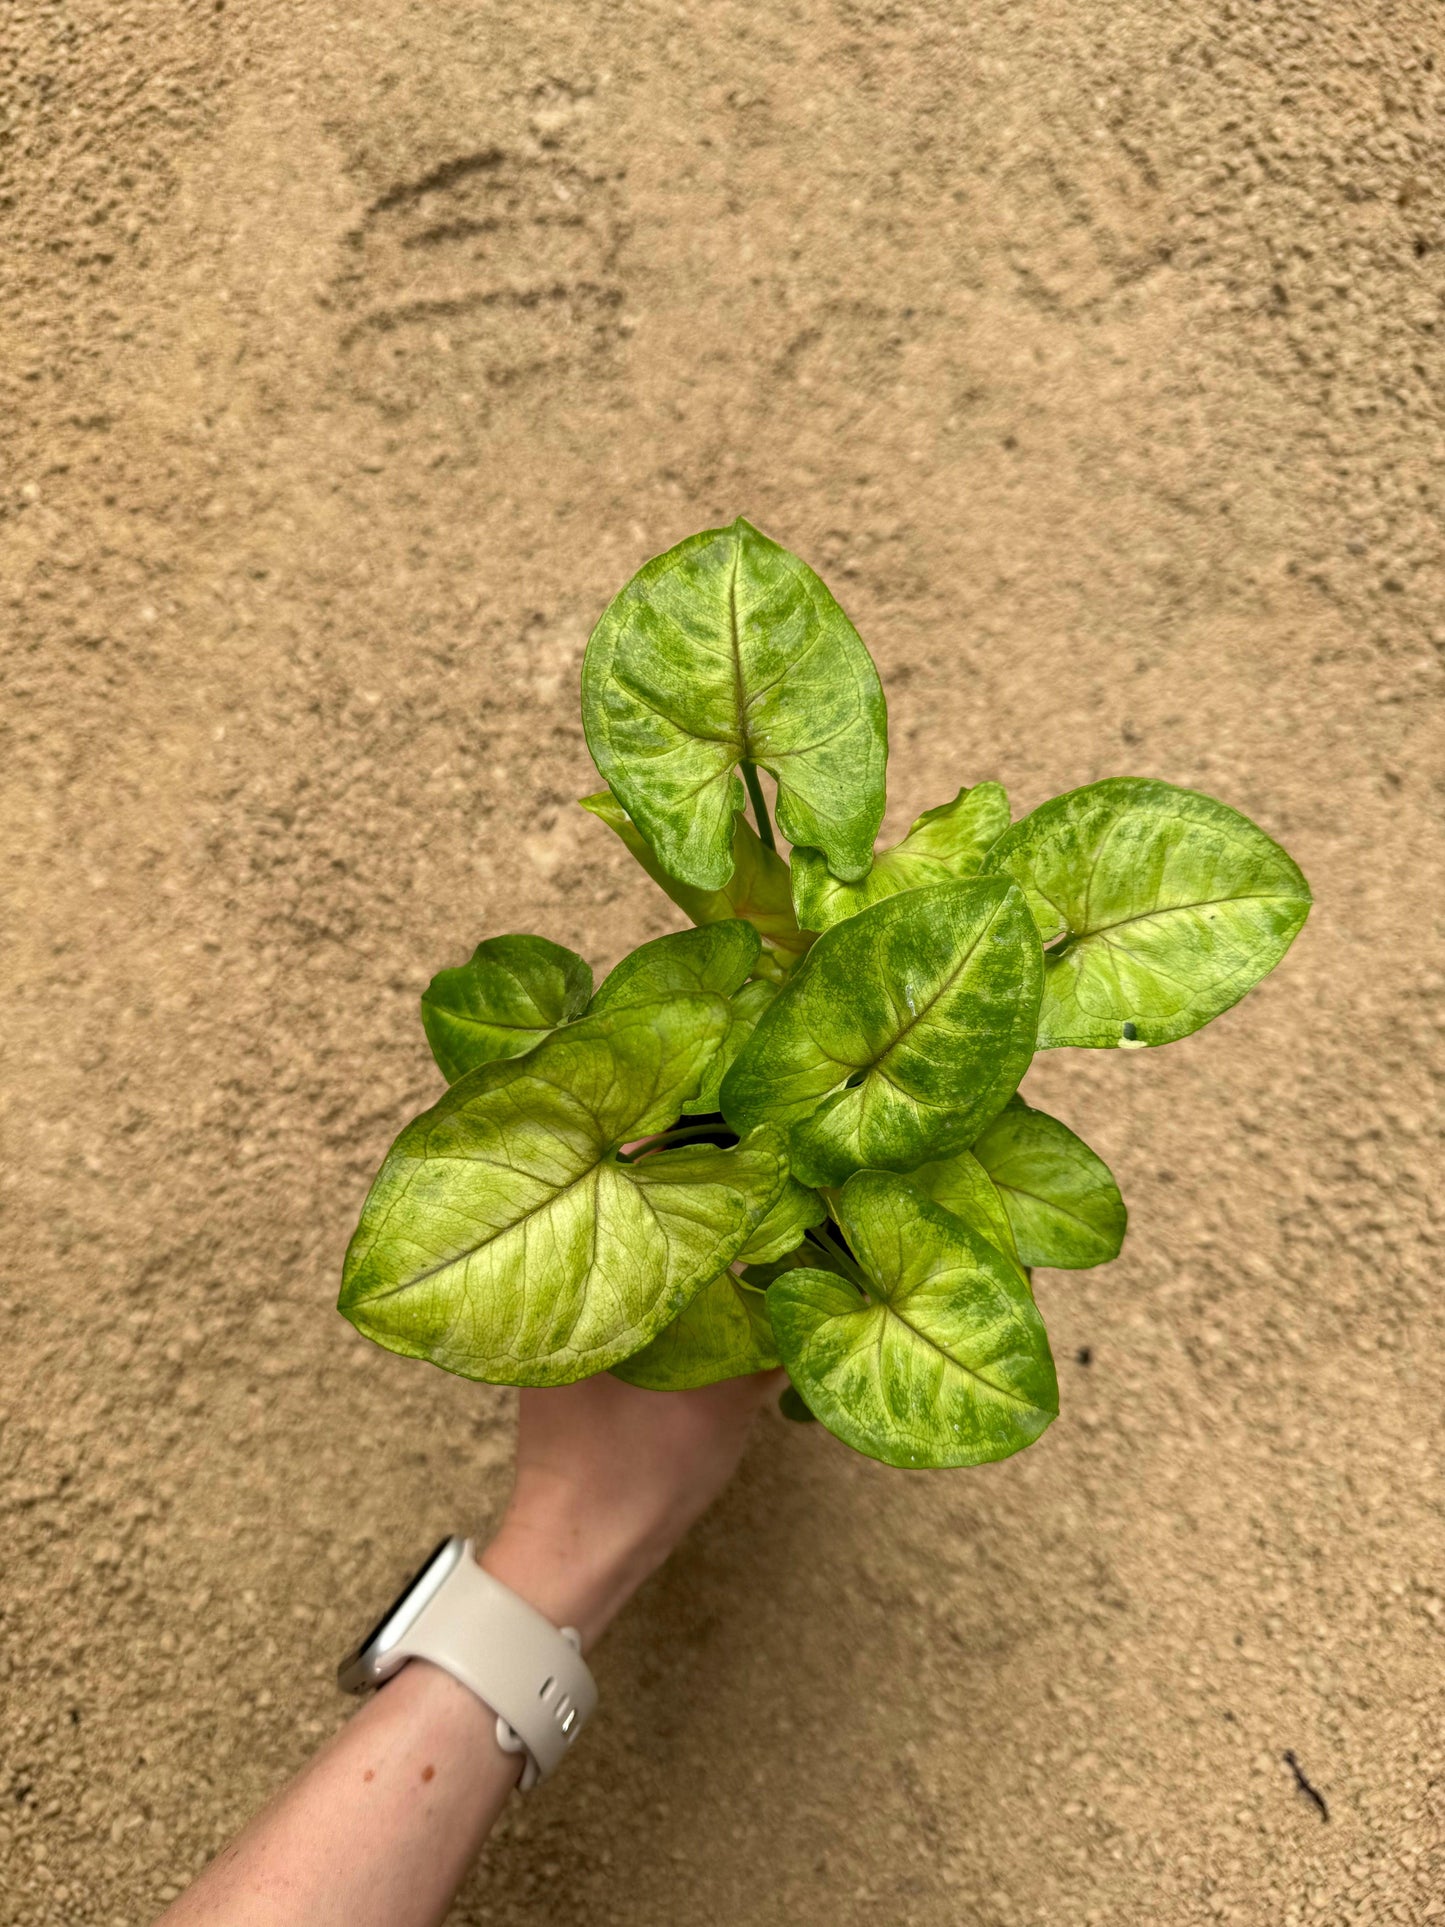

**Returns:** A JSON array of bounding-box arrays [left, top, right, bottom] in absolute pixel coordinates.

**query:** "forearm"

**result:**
[[156, 1373, 775, 1927], [160, 1659, 519, 1927], [158, 1521, 630, 1927]]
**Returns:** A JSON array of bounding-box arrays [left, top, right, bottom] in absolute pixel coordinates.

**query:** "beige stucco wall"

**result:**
[[3, 2, 1441, 1920]]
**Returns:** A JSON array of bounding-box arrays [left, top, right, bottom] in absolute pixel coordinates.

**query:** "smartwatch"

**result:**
[[338, 1536, 598, 1791]]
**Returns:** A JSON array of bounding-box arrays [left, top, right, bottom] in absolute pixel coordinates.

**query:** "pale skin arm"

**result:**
[[159, 1370, 782, 1927]]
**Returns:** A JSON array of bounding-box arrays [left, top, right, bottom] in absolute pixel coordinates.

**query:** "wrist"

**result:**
[[477, 1500, 660, 1654]]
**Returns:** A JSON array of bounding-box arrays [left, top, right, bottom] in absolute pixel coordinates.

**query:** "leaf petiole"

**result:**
[[740, 760, 777, 854], [616, 1122, 738, 1162], [805, 1223, 870, 1296]]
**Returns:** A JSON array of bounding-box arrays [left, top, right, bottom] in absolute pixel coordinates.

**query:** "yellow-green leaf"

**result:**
[[590, 920, 760, 1014], [984, 778, 1311, 1048], [735, 1173, 826, 1265], [612, 1272, 778, 1390], [791, 783, 1010, 932], [581, 519, 887, 890], [420, 935, 593, 1083], [680, 977, 778, 1117], [970, 1097, 1126, 1269], [768, 1172, 1058, 1469], [721, 878, 1042, 1187], [340, 999, 788, 1386], [910, 1145, 1024, 1275]]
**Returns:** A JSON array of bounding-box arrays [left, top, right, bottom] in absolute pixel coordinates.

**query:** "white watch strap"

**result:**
[[392, 1539, 597, 1790]]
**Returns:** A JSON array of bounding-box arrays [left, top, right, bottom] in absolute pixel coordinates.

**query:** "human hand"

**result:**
[[478, 1370, 784, 1651]]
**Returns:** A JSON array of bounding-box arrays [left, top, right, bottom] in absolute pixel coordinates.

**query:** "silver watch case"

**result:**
[[337, 1535, 467, 1694]]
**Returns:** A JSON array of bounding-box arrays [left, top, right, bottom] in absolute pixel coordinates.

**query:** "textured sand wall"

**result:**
[[3, 2, 1442, 1921]]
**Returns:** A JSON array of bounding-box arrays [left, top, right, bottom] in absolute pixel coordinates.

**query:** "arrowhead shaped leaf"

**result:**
[[969, 1097, 1126, 1269], [983, 778, 1312, 1048], [791, 782, 1011, 932], [910, 1145, 1023, 1274], [590, 920, 760, 1013], [581, 519, 888, 890], [681, 977, 778, 1117], [612, 1272, 778, 1389], [768, 1172, 1058, 1469], [735, 1171, 826, 1264], [615, 1164, 826, 1389], [340, 998, 788, 1386], [580, 789, 813, 973], [720, 878, 1043, 1187], [420, 935, 594, 1083]]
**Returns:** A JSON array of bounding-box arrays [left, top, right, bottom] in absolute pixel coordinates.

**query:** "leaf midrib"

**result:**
[[1066, 889, 1307, 943], [728, 531, 750, 761], [355, 1155, 608, 1306], [993, 1176, 1107, 1241], [357, 1128, 774, 1311], [426, 1007, 555, 1036], [872, 889, 1009, 1077], [871, 1296, 1046, 1413]]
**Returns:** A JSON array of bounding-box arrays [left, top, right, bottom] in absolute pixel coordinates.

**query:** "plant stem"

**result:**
[[740, 760, 777, 853], [617, 1123, 735, 1162], [807, 1223, 849, 1266], [806, 1224, 869, 1294]]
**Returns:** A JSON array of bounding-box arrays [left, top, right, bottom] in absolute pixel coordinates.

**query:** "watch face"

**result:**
[[337, 1537, 461, 1693]]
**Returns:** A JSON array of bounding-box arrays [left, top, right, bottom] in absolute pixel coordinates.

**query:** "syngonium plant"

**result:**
[[339, 519, 1312, 1469]]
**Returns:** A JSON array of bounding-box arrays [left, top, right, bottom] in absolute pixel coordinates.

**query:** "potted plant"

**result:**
[[339, 520, 1311, 1469]]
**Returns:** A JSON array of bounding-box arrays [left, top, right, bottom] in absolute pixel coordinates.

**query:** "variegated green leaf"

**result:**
[[581, 519, 887, 890], [791, 783, 1010, 932], [735, 1173, 826, 1265], [720, 879, 1043, 1187], [580, 789, 812, 974], [590, 920, 760, 1014], [910, 1146, 1023, 1274], [768, 1172, 1058, 1469], [970, 1097, 1126, 1269], [420, 935, 593, 1083], [681, 977, 778, 1117], [612, 1272, 778, 1389], [340, 999, 788, 1386], [983, 778, 1312, 1049]]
